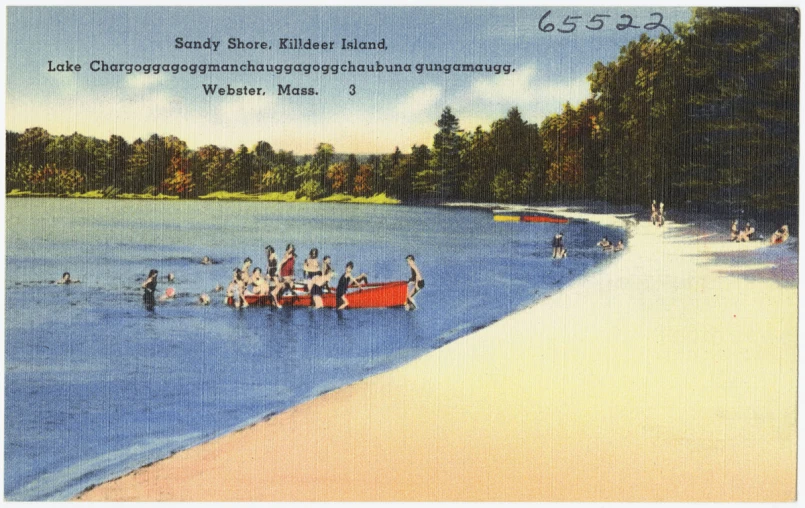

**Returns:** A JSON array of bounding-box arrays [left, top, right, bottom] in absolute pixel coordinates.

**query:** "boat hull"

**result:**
[[493, 213, 569, 224], [227, 281, 409, 308]]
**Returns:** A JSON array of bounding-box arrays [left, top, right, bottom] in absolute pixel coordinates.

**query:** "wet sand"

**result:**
[[77, 218, 797, 501]]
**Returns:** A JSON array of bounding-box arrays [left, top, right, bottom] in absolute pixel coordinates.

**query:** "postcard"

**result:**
[[5, 5, 798, 501]]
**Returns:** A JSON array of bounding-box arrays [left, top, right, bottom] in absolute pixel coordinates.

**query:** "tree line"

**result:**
[[6, 8, 798, 212]]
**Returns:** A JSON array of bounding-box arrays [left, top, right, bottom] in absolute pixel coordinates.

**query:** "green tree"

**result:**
[[426, 107, 464, 200], [676, 7, 799, 211]]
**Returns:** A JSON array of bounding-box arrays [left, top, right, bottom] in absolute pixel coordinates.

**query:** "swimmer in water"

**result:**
[[56, 272, 80, 284]]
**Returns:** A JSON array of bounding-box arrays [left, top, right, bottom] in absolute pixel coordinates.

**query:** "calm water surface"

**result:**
[[5, 198, 621, 500]]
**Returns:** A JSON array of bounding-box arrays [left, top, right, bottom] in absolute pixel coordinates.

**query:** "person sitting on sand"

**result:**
[[552, 232, 567, 259], [597, 237, 614, 252], [56, 272, 80, 284], [737, 222, 755, 242], [336, 261, 368, 310], [730, 219, 740, 241], [405, 255, 424, 310], [770, 225, 790, 245], [271, 244, 297, 308], [614, 240, 624, 252]]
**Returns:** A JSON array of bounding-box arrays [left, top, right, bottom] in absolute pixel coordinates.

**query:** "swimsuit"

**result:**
[[268, 257, 278, 278], [280, 257, 294, 278]]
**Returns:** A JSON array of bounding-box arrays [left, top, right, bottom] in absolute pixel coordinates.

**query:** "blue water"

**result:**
[[5, 199, 622, 500]]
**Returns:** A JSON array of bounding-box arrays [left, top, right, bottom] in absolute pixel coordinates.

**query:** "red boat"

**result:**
[[520, 214, 569, 224], [227, 281, 409, 308]]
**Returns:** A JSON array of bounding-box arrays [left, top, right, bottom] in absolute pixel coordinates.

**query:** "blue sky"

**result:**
[[7, 6, 693, 154]]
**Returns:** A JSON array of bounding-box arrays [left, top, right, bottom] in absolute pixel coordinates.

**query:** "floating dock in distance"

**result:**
[[493, 213, 570, 224]]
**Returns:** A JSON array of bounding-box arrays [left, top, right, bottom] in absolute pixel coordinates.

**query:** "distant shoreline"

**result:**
[[5, 190, 400, 205]]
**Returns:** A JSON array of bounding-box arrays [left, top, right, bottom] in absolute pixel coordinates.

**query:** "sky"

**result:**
[[6, 6, 694, 154]]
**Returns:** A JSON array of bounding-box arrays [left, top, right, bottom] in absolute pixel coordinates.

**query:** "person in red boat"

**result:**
[[271, 244, 297, 308]]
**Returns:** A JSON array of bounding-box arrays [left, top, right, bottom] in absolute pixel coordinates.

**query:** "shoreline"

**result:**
[[76, 214, 797, 501], [5, 190, 401, 205]]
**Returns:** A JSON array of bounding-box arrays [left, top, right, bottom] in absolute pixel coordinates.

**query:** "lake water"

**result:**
[[5, 198, 622, 500]]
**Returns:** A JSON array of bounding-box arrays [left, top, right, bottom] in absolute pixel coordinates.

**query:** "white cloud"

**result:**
[[467, 64, 591, 108], [394, 85, 442, 114]]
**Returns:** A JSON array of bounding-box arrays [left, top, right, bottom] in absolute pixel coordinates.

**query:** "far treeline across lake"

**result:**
[[6, 8, 798, 216]]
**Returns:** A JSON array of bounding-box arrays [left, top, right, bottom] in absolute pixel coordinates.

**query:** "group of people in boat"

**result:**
[[139, 244, 424, 311]]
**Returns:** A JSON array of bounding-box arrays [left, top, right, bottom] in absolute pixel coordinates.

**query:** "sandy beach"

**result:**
[[77, 216, 797, 502]]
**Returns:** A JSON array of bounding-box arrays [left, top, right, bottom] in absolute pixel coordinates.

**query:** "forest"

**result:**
[[5, 8, 799, 213]]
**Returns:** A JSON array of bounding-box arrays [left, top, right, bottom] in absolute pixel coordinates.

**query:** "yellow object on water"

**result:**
[[493, 215, 521, 222]]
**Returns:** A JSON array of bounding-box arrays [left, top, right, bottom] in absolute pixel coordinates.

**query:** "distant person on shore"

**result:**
[[730, 219, 740, 241], [597, 237, 614, 252], [770, 225, 790, 245], [405, 255, 424, 310], [737, 222, 755, 242], [614, 240, 625, 252], [552, 232, 567, 258], [336, 261, 368, 310], [271, 244, 297, 307], [198, 293, 211, 305], [56, 272, 80, 284], [658, 202, 665, 226], [201, 256, 213, 265], [142, 269, 158, 310], [651, 200, 659, 225]]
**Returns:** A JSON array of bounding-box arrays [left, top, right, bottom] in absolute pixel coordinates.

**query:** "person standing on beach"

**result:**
[[651, 200, 658, 225], [405, 255, 424, 310], [730, 219, 740, 241], [141, 269, 158, 310]]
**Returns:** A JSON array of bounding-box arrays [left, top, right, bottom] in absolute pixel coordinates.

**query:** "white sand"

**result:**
[[77, 218, 797, 501]]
